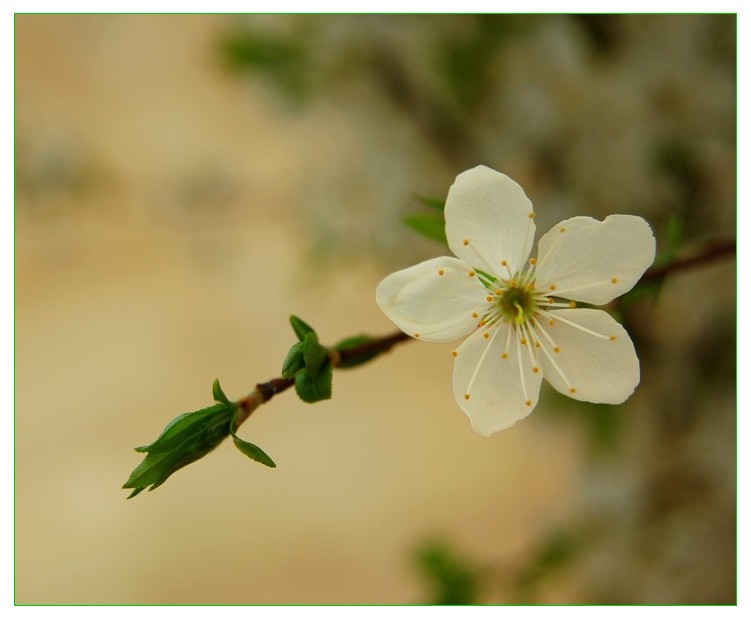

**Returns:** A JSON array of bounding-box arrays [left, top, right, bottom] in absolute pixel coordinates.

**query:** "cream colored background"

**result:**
[[15, 14, 735, 604]]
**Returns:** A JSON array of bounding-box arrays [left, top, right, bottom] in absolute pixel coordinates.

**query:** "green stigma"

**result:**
[[497, 283, 537, 325]]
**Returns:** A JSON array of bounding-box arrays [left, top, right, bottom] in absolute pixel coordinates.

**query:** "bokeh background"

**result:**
[[15, 14, 736, 604]]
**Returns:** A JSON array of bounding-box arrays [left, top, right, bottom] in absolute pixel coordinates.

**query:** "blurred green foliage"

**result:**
[[413, 538, 482, 605], [220, 24, 311, 104], [413, 528, 585, 604]]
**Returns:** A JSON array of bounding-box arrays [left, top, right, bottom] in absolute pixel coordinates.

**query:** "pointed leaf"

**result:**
[[294, 362, 333, 403], [402, 214, 448, 245], [123, 402, 235, 497], [212, 378, 231, 405], [231, 436, 277, 468], [290, 315, 316, 341], [302, 331, 330, 377], [333, 334, 379, 369], [229, 410, 276, 467], [413, 194, 445, 211], [281, 341, 306, 379]]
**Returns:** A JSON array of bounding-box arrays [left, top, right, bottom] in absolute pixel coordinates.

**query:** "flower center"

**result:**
[[497, 285, 537, 325]]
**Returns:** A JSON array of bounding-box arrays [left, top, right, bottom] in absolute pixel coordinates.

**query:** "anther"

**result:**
[[611, 277, 619, 284], [478, 320, 486, 326], [472, 312, 479, 318], [569, 301, 576, 308], [501, 260, 508, 266], [609, 335, 617, 341], [525, 399, 532, 406], [529, 258, 537, 265], [451, 350, 458, 357], [549, 284, 557, 291], [414, 333, 421, 338], [468, 271, 475, 277], [549, 319, 555, 326], [486, 296, 493, 302], [528, 213, 535, 219], [463, 239, 470, 246], [464, 393, 470, 400], [495, 289, 502, 295], [501, 353, 508, 359], [535, 341, 541, 348], [560, 227, 566, 233], [520, 338, 528, 345], [554, 346, 561, 353], [532, 366, 539, 373], [569, 387, 577, 394], [438, 269, 445, 276], [483, 332, 490, 339]]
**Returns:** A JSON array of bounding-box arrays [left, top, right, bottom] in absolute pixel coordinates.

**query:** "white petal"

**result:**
[[376, 256, 488, 343], [539, 308, 639, 404], [452, 323, 542, 436], [445, 165, 536, 275], [534, 215, 655, 305]]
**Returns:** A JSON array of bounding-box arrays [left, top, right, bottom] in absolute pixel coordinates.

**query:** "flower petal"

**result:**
[[538, 308, 639, 404], [376, 256, 488, 343], [534, 215, 655, 305], [452, 323, 543, 436], [445, 166, 536, 275]]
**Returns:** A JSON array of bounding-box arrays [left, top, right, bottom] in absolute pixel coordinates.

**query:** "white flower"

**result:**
[[376, 165, 656, 436]]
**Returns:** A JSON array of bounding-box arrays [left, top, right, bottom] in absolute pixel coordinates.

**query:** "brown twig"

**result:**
[[235, 238, 735, 428], [235, 329, 412, 428], [640, 239, 735, 284]]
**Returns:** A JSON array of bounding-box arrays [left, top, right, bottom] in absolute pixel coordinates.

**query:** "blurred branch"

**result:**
[[641, 239, 735, 284]]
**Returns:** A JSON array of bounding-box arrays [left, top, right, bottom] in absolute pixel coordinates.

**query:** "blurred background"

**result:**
[[15, 14, 736, 604]]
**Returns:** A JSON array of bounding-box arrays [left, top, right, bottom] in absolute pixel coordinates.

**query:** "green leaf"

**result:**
[[294, 362, 333, 403], [289, 315, 316, 341], [513, 529, 582, 593], [281, 341, 306, 379], [414, 538, 481, 605], [212, 378, 231, 405], [333, 334, 379, 369], [402, 214, 448, 245], [301, 331, 330, 377], [474, 268, 498, 291], [230, 411, 276, 468], [231, 436, 277, 468], [412, 194, 445, 211], [123, 402, 236, 498], [219, 28, 311, 105]]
